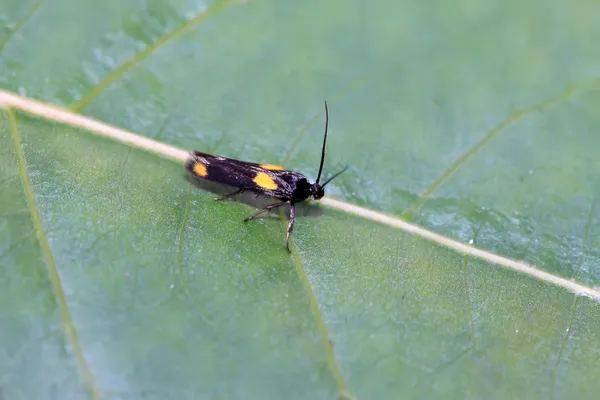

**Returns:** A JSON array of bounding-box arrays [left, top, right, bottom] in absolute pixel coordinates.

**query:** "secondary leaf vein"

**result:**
[[0, 0, 43, 52], [285, 226, 356, 400], [402, 77, 600, 220], [6, 108, 101, 400], [70, 0, 235, 112]]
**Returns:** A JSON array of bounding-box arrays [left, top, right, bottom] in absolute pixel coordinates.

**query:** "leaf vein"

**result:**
[[550, 196, 597, 398], [70, 0, 235, 112], [1, 89, 599, 302], [402, 77, 600, 220], [284, 221, 356, 400], [176, 183, 193, 293], [0, 0, 43, 52], [6, 108, 101, 400]]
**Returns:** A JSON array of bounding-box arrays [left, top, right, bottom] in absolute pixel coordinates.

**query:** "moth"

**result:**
[[185, 101, 346, 251]]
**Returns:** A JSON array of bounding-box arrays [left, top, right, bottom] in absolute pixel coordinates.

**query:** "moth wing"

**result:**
[[186, 151, 304, 199]]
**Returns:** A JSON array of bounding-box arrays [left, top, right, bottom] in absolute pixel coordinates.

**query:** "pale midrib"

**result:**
[[2, 89, 599, 300], [1, 89, 598, 301], [6, 108, 101, 400], [550, 197, 596, 399]]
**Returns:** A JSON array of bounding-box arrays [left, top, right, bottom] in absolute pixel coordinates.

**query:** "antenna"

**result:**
[[315, 101, 329, 184], [321, 166, 348, 187]]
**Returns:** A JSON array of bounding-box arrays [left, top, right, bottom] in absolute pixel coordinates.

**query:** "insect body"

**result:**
[[185, 101, 347, 252]]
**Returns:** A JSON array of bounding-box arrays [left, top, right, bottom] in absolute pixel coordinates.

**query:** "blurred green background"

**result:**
[[1, 0, 600, 399]]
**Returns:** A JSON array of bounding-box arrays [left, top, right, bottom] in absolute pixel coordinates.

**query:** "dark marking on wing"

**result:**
[[185, 151, 310, 200]]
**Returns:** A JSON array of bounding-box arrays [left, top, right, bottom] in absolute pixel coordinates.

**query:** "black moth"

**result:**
[[185, 101, 347, 252]]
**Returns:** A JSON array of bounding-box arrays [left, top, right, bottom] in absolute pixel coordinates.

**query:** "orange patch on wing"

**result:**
[[192, 162, 208, 177], [253, 172, 278, 190], [260, 163, 285, 171]]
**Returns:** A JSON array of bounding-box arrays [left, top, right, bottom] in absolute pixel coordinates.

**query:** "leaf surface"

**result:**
[[1, 0, 600, 399]]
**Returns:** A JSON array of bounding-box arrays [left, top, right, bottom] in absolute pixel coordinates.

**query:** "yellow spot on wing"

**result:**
[[260, 163, 285, 171], [193, 162, 208, 177], [253, 172, 278, 190]]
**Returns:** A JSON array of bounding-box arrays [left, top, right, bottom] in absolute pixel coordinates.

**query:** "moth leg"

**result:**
[[244, 202, 286, 222], [213, 188, 244, 201], [285, 203, 295, 252]]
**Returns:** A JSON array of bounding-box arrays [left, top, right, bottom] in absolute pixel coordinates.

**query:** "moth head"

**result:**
[[310, 183, 325, 200]]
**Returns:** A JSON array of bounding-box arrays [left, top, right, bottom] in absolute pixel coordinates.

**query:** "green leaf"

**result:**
[[2, 0, 600, 399]]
